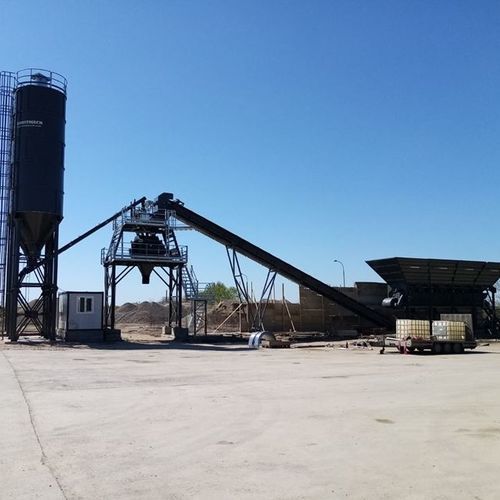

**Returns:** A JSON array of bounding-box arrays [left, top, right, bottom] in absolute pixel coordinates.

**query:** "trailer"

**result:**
[[385, 319, 477, 354]]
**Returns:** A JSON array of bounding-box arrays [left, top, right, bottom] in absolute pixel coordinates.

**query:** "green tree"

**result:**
[[200, 282, 238, 303]]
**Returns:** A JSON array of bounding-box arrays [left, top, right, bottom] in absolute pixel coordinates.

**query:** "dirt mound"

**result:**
[[116, 301, 167, 324], [114, 299, 243, 330], [119, 302, 138, 313]]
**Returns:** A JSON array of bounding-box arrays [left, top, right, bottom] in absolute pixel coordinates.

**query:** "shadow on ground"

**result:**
[[6, 337, 251, 352]]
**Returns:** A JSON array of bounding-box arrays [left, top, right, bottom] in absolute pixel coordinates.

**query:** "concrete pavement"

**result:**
[[1, 341, 500, 499]]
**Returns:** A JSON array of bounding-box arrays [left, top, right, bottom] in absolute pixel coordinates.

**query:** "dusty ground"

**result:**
[[1, 337, 500, 500], [118, 322, 166, 341]]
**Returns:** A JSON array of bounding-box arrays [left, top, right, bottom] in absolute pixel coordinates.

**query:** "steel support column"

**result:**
[[226, 246, 277, 331], [5, 218, 60, 341], [166, 265, 183, 329]]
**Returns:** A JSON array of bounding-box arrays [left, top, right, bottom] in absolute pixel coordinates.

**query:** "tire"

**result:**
[[433, 343, 443, 354], [443, 343, 452, 354], [407, 347, 416, 353], [453, 343, 464, 354]]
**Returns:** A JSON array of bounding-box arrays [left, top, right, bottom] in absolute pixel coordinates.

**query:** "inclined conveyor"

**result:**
[[163, 195, 394, 329]]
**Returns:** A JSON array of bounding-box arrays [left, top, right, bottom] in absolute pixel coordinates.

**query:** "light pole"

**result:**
[[333, 259, 346, 288]]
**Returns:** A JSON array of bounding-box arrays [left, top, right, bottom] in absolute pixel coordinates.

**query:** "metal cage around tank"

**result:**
[[0, 71, 16, 312]]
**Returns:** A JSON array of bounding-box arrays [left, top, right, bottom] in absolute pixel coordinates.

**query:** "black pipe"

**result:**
[[58, 197, 147, 256], [19, 197, 147, 278]]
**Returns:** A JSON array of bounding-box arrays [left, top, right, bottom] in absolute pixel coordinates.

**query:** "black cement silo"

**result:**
[[12, 79, 66, 260]]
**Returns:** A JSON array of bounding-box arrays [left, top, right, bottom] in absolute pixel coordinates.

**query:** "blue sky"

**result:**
[[2, 0, 499, 303]]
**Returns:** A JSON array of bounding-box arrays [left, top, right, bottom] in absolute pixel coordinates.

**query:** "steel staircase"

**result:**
[[182, 265, 199, 299]]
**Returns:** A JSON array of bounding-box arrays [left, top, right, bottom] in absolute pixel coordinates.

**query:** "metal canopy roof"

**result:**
[[366, 257, 500, 288]]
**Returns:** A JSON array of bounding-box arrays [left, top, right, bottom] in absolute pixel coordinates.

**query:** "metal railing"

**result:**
[[113, 240, 188, 263], [16, 68, 67, 94]]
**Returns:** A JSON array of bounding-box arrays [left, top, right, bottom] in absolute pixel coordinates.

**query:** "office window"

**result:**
[[78, 296, 93, 313]]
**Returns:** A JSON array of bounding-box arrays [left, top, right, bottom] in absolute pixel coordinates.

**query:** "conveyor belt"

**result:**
[[165, 199, 394, 329]]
